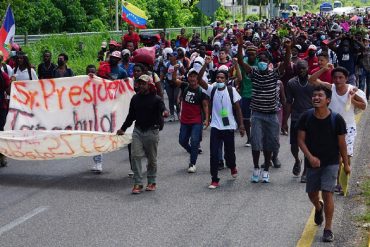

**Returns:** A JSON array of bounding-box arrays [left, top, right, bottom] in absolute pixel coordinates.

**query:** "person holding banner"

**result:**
[[117, 74, 168, 194], [0, 68, 11, 167], [11, 52, 38, 81]]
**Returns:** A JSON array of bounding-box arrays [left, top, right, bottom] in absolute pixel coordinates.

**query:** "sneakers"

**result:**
[[261, 171, 270, 183], [334, 184, 343, 193], [168, 115, 175, 122], [128, 170, 134, 178], [188, 164, 196, 173], [272, 158, 281, 168], [230, 167, 238, 178], [218, 160, 225, 170], [314, 200, 324, 225], [208, 181, 219, 189], [132, 184, 143, 194], [145, 183, 156, 191], [300, 174, 307, 183], [322, 229, 334, 242], [251, 168, 261, 183], [91, 163, 102, 174], [244, 141, 251, 147], [292, 160, 302, 176]]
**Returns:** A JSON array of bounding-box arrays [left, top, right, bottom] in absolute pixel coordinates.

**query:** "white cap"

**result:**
[[111, 51, 122, 58], [162, 47, 173, 58], [218, 65, 229, 71], [214, 41, 221, 47], [308, 44, 317, 51], [122, 49, 131, 56]]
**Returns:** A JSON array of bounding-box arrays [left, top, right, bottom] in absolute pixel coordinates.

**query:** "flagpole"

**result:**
[[115, 0, 119, 31]]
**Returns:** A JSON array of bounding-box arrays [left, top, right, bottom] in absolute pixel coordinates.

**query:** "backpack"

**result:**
[[14, 67, 32, 80]]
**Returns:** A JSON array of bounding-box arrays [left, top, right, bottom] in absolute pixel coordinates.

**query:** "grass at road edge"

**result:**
[[357, 177, 370, 247]]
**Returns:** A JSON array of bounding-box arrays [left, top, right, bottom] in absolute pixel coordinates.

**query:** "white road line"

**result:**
[[0, 206, 49, 236]]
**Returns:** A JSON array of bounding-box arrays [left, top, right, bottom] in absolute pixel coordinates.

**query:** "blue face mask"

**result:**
[[216, 82, 225, 89], [320, 35, 326, 40], [257, 62, 268, 71]]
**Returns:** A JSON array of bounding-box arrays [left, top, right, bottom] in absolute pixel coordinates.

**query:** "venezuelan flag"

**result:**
[[0, 5, 15, 60], [121, 1, 148, 29]]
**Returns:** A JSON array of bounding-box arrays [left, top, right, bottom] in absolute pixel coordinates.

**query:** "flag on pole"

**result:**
[[0, 5, 15, 60], [121, 1, 148, 29]]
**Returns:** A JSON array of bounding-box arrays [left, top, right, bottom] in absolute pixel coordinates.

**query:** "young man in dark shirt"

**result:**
[[37, 50, 57, 79], [297, 85, 350, 243], [117, 74, 168, 194]]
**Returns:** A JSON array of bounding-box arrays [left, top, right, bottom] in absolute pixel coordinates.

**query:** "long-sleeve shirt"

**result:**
[[120, 93, 165, 131]]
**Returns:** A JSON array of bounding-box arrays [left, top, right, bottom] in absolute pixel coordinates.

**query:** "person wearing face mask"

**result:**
[[306, 45, 319, 74], [237, 34, 292, 183], [52, 53, 73, 78], [6, 43, 21, 69], [105, 51, 127, 80], [197, 56, 245, 189], [117, 74, 169, 194], [328, 35, 366, 86]]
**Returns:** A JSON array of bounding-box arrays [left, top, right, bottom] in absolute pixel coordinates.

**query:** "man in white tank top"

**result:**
[[309, 65, 367, 192]]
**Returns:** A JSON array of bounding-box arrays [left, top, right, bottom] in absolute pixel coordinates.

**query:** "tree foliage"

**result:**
[[0, 0, 232, 34]]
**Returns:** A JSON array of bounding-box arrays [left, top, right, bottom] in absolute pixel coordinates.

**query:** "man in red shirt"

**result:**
[[122, 24, 140, 49], [310, 52, 332, 83], [306, 45, 319, 74], [176, 28, 189, 48], [0, 70, 11, 167]]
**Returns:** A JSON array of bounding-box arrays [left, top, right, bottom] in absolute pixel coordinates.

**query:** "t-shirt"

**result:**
[[310, 67, 332, 84], [179, 83, 208, 124], [329, 84, 359, 128], [123, 32, 140, 48], [337, 50, 356, 75], [119, 63, 135, 78], [205, 85, 241, 130], [110, 65, 127, 79], [14, 67, 38, 80], [297, 110, 347, 167], [165, 61, 183, 81], [240, 57, 258, 99], [249, 68, 279, 113], [306, 56, 319, 74], [286, 76, 315, 121]]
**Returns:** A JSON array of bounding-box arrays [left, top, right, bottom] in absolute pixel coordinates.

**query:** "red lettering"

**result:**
[[56, 87, 66, 110], [39, 79, 56, 110], [12, 82, 30, 105], [83, 81, 93, 103], [69, 86, 82, 106]]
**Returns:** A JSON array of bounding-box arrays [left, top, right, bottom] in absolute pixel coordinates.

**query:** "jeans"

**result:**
[[131, 127, 159, 185], [165, 83, 180, 115], [359, 69, 370, 100], [210, 127, 236, 182], [178, 123, 202, 165]]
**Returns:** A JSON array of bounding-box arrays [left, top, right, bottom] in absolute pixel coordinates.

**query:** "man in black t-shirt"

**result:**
[[297, 86, 350, 243], [37, 50, 56, 79]]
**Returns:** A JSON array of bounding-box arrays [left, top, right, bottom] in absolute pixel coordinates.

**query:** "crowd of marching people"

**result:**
[[0, 11, 370, 242]]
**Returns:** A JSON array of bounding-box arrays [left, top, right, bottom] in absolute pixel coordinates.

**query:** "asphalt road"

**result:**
[[0, 111, 368, 247]]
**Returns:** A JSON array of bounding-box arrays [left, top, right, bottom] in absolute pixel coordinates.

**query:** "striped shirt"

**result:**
[[250, 69, 279, 113]]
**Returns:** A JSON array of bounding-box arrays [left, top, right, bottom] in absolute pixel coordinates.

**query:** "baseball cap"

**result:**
[[121, 49, 131, 56], [187, 68, 199, 76], [101, 41, 107, 48], [168, 51, 178, 57], [137, 74, 153, 84], [308, 44, 317, 51], [321, 39, 329, 45], [109, 40, 119, 47], [214, 41, 221, 47], [111, 50, 122, 59]]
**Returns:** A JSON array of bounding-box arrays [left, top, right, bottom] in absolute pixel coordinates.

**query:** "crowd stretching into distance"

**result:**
[[0, 12, 369, 243]]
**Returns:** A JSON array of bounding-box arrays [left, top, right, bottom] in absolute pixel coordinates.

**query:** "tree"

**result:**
[[53, 0, 88, 32]]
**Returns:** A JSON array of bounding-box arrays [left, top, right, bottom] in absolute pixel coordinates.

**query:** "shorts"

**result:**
[[306, 165, 339, 193], [289, 120, 298, 145], [250, 112, 280, 152], [345, 126, 356, 157], [240, 97, 251, 120]]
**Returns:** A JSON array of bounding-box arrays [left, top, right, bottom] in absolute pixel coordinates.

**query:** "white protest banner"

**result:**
[[0, 75, 135, 160]]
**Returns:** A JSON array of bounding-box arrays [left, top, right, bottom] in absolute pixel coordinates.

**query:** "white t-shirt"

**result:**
[[1, 64, 14, 77], [205, 84, 241, 130], [14, 67, 38, 80], [329, 84, 365, 128]]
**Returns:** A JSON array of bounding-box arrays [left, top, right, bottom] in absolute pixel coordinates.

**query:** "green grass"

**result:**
[[359, 178, 370, 222], [22, 32, 122, 76]]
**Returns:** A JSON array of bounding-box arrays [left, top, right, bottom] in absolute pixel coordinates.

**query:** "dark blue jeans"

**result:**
[[210, 127, 236, 182], [179, 123, 202, 165]]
